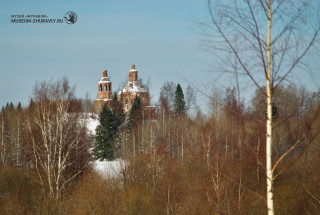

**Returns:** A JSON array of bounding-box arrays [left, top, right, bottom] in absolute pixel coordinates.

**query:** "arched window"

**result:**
[[100, 84, 102, 92], [105, 85, 108, 92], [135, 74, 137, 80]]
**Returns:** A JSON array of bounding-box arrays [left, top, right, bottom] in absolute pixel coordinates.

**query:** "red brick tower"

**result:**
[[129, 64, 138, 82], [94, 70, 112, 113]]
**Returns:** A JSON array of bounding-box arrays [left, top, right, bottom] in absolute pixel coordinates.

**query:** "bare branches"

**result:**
[[207, 162, 267, 203], [207, 0, 267, 96], [26, 78, 88, 201], [274, 24, 320, 90], [202, 1, 320, 214], [304, 185, 320, 205], [204, 0, 320, 94]]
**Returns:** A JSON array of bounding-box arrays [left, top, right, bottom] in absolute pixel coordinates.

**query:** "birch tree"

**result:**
[[203, 0, 320, 214], [26, 78, 89, 201]]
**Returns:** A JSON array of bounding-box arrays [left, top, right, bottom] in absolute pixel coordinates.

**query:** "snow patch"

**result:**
[[121, 81, 147, 93], [91, 159, 126, 178], [98, 81, 111, 84], [85, 114, 100, 135], [98, 77, 110, 83], [95, 98, 112, 101]]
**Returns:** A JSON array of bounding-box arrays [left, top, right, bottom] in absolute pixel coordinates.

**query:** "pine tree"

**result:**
[[94, 105, 116, 160], [127, 96, 142, 132], [174, 84, 186, 116]]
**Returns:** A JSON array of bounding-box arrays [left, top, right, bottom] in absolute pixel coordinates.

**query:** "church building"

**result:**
[[94, 64, 155, 118]]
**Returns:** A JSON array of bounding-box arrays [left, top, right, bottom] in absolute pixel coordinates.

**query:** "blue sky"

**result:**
[[0, 0, 319, 111], [0, 0, 214, 109]]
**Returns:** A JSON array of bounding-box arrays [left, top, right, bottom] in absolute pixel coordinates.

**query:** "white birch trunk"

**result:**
[[266, 1, 274, 214], [27, 80, 86, 201]]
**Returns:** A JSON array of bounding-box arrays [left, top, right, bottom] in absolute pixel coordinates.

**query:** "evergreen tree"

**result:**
[[174, 84, 186, 116], [94, 105, 116, 160], [127, 96, 142, 132], [109, 92, 125, 131], [272, 102, 279, 119], [109, 93, 125, 157], [29, 99, 34, 110], [112, 92, 118, 101]]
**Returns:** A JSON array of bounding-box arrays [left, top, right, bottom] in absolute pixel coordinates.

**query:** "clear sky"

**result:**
[[0, 0, 319, 111], [0, 0, 214, 108]]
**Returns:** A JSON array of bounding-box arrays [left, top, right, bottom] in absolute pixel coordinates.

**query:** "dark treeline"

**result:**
[[0, 79, 320, 214]]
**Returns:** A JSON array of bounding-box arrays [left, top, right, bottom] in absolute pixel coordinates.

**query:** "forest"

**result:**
[[0, 77, 319, 215], [1, 0, 320, 214]]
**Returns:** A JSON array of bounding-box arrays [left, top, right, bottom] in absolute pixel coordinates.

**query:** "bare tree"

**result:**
[[26, 78, 89, 201], [159, 81, 176, 112], [186, 84, 197, 114], [203, 0, 320, 214], [0, 107, 6, 164]]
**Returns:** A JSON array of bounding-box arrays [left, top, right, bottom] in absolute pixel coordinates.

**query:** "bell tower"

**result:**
[[97, 69, 112, 100], [95, 69, 113, 113], [129, 64, 138, 82]]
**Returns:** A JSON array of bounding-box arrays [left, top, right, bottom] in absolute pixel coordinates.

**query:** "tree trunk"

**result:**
[[238, 133, 242, 212], [207, 135, 211, 172], [257, 132, 260, 186], [133, 132, 136, 160], [166, 182, 171, 215], [1, 113, 4, 164], [17, 117, 20, 165], [266, 1, 274, 214], [181, 130, 184, 165]]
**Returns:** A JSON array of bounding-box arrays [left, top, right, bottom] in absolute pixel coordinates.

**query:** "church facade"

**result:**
[[94, 64, 155, 118]]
